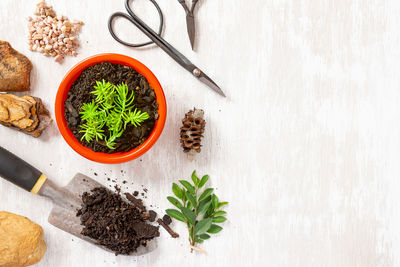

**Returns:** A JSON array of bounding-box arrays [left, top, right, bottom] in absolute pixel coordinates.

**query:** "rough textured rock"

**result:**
[[0, 211, 46, 267], [0, 41, 32, 91]]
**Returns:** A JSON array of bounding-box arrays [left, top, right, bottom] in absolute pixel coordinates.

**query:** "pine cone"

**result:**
[[180, 108, 206, 160]]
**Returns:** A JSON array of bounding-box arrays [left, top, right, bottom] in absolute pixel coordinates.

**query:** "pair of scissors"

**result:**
[[108, 0, 225, 97], [178, 0, 199, 50]]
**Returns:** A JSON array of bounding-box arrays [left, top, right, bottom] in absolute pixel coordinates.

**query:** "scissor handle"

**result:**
[[178, 0, 190, 14], [108, 0, 164, 48], [178, 0, 198, 14], [117, 0, 196, 72], [191, 0, 199, 13]]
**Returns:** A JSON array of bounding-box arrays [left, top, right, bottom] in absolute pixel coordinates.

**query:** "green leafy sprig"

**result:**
[[79, 80, 149, 149], [166, 171, 228, 252]]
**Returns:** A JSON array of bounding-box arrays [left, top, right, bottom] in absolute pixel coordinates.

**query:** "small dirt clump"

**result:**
[[148, 210, 157, 222], [76, 187, 159, 255], [163, 214, 172, 225]]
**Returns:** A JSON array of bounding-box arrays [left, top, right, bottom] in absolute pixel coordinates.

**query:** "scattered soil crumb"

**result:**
[[148, 210, 157, 222], [114, 185, 121, 194], [124, 193, 145, 211], [163, 215, 172, 225]]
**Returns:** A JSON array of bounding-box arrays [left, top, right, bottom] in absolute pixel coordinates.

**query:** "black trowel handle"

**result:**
[[0, 146, 47, 194]]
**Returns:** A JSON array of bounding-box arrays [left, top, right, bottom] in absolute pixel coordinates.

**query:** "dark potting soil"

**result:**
[[76, 187, 160, 255], [64, 62, 159, 153]]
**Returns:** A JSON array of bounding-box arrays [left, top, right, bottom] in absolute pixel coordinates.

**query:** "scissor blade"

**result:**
[[186, 15, 196, 50], [197, 71, 226, 97]]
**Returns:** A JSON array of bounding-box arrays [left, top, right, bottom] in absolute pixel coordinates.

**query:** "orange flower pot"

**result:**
[[55, 54, 167, 164]]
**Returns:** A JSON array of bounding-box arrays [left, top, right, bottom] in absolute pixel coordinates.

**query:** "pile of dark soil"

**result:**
[[76, 187, 160, 255], [64, 62, 159, 153]]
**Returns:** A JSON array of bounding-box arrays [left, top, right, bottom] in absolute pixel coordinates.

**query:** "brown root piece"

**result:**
[[157, 218, 179, 238], [180, 108, 206, 161], [0, 94, 51, 137], [0, 41, 32, 91]]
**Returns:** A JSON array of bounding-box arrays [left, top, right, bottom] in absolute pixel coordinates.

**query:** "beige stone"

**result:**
[[0, 211, 46, 267]]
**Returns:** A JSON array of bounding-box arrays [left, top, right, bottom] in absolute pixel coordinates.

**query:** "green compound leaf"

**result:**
[[199, 233, 211, 240], [194, 218, 213, 235], [198, 175, 209, 189], [181, 207, 195, 225], [79, 119, 105, 143], [212, 216, 227, 223], [91, 80, 115, 103], [214, 211, 227, 216], [185, 191, 197, 207], [167, 196, 183, 209], [217, 202, 229, 209], [172, 183, 183, 199], [166, 209, 186, 222], [80, 101, 96, 120], [179, 180, 195, 194], [191, 170, 200, 186], [194, 218, 212, 235], [198, 188, 214, 202], [197, 198, 212, 215], [212, 194, 219, 209], [207, 224, 223, 234], [124, 108, 149, 128]]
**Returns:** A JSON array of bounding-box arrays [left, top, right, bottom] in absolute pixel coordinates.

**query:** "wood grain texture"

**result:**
[[0, 0, 399, 266]]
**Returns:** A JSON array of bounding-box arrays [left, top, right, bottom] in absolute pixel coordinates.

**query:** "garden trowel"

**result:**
[[0, 146, 156, 255]]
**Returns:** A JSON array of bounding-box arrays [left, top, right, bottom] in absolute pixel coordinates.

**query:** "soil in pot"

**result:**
[[64, 62, 159, 153]]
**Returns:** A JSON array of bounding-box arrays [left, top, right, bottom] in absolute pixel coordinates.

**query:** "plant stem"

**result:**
[[191, 184, 199, 252]]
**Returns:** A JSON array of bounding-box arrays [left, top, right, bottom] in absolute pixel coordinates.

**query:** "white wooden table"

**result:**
[[1, 0, 400, 266]]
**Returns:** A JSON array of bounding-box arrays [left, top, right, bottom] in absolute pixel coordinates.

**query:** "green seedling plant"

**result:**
[[79, 80, 149, 149], [166, 171, 228, 252]]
